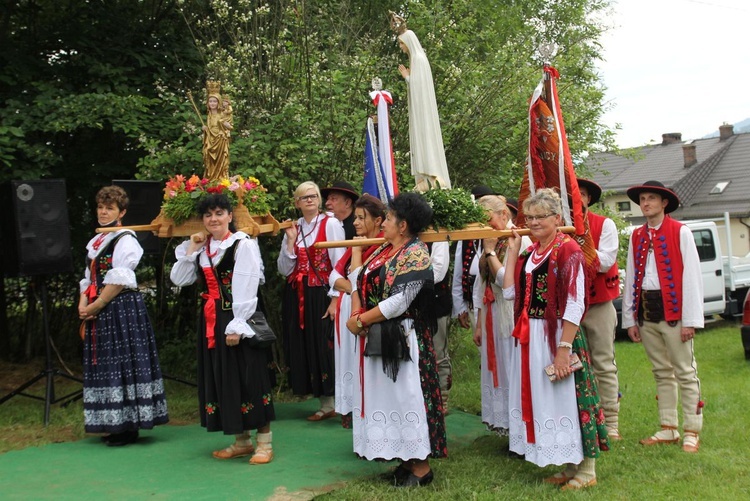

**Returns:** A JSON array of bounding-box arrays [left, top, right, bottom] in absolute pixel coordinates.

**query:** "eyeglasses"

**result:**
[[296, 194, 318, 202], [525, 213, 555, 221]]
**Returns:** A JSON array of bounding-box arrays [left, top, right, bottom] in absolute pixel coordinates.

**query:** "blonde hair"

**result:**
[[293, 181, 322, 210], [477, 195, 509, 217], [523, 188, 562, 215]]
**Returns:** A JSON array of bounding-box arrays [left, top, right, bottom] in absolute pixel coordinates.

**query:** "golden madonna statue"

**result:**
[[202, 81, 232, 181]]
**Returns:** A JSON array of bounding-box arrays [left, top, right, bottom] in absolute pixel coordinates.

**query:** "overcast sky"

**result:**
[[597, 0, 750, 148]]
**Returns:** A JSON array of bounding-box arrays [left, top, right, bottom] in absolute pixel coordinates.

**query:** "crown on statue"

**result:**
[[388, 11, 407, 35], [206, 80, 222, 99]]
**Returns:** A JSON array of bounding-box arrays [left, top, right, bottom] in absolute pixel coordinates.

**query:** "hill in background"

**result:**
[[703, 118, 750, 138]]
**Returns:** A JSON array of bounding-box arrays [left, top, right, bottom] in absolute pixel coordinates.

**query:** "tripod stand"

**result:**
[[0, 280, 82, 426]]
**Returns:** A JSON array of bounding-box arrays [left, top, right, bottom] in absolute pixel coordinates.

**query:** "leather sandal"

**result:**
[[682, 432, 700, 453], [249, 447, 274, 464], [543, 472, 575, 485], [212, 442, 255, 459], [306, 409, 336, 421], [560, 476, 597, 491], [249, 444, 273, 464], [640, 426, 680, 446], [607, 428, 623, 441]]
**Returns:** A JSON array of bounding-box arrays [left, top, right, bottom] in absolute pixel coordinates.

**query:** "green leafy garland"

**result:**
[[420, 188, 489, 231]]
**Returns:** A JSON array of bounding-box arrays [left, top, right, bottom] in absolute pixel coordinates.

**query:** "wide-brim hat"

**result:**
[[471, 185, 497, 200], [576, 178, 602, 205], [626, 180, 680, 214], [321, 181, 359, 202]]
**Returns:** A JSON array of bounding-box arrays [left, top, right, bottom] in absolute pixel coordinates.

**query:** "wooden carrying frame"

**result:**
[[314, 225, 576, 248]]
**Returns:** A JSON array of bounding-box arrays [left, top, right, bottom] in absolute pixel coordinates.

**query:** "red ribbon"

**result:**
[[511, 272, 535, 443], [371, 90, 393, 107], [483, 284, 499, 388], [201, 267, 220, 349], [84, 263, 99, 365]]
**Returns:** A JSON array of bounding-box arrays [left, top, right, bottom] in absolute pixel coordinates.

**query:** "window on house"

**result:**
[[616, 201, 631, 212], [692, 229, 716, 262], [710, 181, 730, 194]]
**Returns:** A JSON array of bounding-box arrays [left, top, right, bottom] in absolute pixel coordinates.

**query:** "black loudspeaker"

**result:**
[[0, 180, 73, 277], [112, 180, 163, 255]]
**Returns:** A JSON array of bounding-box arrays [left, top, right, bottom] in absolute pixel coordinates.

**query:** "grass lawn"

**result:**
[[2, 320, 749, 499]]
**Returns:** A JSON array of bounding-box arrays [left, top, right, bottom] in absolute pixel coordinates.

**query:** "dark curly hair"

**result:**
[[355, 193, 386, 222], [389, 192, 433, 236], [197, 194, 236, 232], [95, 185, 129, 211]]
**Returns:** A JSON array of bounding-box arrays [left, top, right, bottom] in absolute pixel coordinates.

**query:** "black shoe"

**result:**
[[382, 464, 411, 485], [508, 450, 524, 460], [100, 435, 112, 443], [106, 430, 139, 447], [397, 470, 434, 487]]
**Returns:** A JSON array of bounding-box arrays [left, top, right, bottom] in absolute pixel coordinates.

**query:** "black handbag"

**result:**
[[363, 322, 405, 359], [246, 311, 277, 348], [363, 323, 383, 357], [205, 247, 277, 349]]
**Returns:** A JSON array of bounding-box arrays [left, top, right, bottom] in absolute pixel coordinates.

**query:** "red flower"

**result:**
[[580, 410, 591, 424]]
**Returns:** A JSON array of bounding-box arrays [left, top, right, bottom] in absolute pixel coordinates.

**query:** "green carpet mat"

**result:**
[[0, 400, 486, 500]]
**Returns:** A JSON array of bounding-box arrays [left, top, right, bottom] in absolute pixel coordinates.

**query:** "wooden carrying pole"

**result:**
[[96, 224, 160, 234], [315, 226, 576, 249]]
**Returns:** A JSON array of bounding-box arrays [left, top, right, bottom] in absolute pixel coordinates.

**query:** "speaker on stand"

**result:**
[[0, 179, 82, 425]]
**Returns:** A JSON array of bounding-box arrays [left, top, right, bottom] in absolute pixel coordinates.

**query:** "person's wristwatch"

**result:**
[[485, 250, 497, 258], [356, 315, 365, 329]]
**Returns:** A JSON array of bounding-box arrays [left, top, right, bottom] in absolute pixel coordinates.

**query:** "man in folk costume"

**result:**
[[577, 178, 622, 440], [622, 181, 704, 453], [322, 181, 359, 240]]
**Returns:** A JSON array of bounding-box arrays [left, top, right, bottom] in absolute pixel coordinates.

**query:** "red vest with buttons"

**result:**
[[629, 216, 684, 323], [587, 212, 620, 305]]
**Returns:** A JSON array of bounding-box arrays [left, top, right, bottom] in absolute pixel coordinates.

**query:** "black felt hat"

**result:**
[[626, 180, 680, 214], [576, 178, 603, 205], [505, 198, 519, 216], [471, 185, 497, 200], [321, 181, 359, 202]]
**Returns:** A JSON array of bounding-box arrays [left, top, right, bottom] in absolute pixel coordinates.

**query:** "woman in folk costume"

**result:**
[[346, 193, 447, 488], [330, 194, 386, 428], [502, 189, 608, 491], [278, 181, 345, 420], [78, 186, 168, 446], [202, 81, 232, 181], [472, 195, 531, 438], [391, 12, 451, 191], [170, 193, 275, 464]]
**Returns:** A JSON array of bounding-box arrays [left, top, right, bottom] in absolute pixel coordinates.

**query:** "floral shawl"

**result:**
[[357, 237, 435, 380]]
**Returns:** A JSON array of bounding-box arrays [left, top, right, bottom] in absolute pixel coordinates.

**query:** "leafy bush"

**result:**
[[421, 188, 489, 230]]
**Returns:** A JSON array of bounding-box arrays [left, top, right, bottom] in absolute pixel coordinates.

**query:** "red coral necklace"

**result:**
[[530, 239, 555, 265], [206, 231, 232, 259]]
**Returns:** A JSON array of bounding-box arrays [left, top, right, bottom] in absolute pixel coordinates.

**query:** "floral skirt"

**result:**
[[573, 328, 610, 457], [82, 291, 168, 433]]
